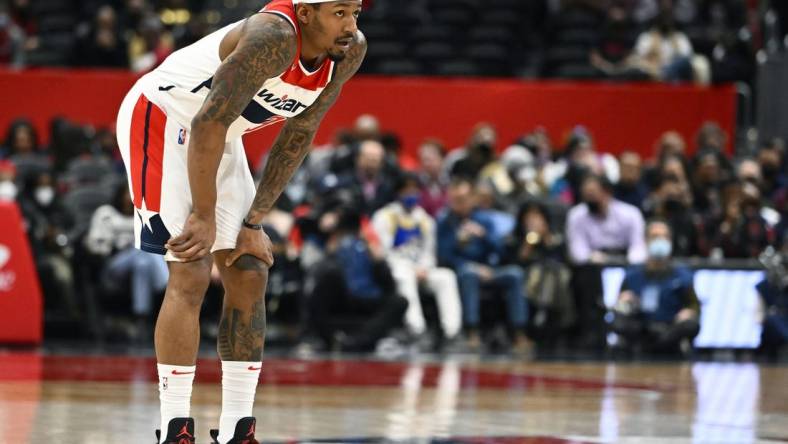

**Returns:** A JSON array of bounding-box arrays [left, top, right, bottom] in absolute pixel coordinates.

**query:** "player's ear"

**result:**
[[295, 4, 315, 25]]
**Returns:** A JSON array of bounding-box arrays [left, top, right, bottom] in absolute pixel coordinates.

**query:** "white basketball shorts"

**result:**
[[116, 81, 256, 262]]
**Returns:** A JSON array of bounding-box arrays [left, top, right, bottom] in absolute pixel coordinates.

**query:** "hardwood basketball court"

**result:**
[[0, 352, 786, 443]]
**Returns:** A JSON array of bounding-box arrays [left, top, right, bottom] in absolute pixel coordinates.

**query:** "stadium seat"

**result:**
[[434, 60, 483, 77], [432, 9, 475, 29], [65, 157, 113, 187], [62, 185, 113, 230], [409, 25, 454, 45], [375, 59, 425, 76], [360, 23, 397, 42], [468, 26, 515, 46], [414, 42, 458, 63], [554, 63, 600, 80], [465, 43, 513, 76]]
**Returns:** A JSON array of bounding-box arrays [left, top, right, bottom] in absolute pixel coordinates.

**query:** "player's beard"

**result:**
[[328, 49, 347, 62], [312, 14, 348, 62]]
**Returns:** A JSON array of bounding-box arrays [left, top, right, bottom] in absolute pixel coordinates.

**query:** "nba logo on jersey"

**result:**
[[178, 128, 187, 145]]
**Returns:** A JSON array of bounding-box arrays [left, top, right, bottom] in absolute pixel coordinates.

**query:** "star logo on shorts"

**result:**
[[137, 198, 157, 232]]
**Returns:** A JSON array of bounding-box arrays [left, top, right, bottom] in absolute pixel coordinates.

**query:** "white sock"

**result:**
[[158, 363, 196, 443], [217, 361, 262, 443]]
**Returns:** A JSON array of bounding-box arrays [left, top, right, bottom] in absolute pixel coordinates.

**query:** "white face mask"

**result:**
[[0, 181, 17, 201], [34, 186, 55, 206]]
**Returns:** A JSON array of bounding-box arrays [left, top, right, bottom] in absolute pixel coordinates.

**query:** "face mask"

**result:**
[[618, 181, 636, 191], [762, 164, 780, 179], [586, 200, 602, 215], [0, 181, 17, 201], [473, 143, 493, 159], [401, 194, 420, 210], [35, 186, 55, 206], [648, 238, 673, 259], [664, 197, 685, 213]]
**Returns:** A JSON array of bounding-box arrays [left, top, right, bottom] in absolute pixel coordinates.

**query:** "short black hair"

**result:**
[[514, 200, 551, 235], [580, 173, 613, 194], [4, 118, 38, 153], [395, 172, 420, 194]]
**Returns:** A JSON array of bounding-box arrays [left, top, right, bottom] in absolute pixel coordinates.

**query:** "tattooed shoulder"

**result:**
[[334, 30, 368, 84], [194, 14, 298, 127]]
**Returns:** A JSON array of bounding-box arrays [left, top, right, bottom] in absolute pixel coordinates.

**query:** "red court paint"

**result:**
[[0, 354, 671, 393]]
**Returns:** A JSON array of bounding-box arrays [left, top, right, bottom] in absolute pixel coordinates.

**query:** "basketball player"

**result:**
[[114, 1, 365, 442]]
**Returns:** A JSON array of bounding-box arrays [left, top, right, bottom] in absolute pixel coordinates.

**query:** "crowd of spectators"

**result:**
[[1, 113, 786, 358], [0, 0, 786, 359], [0, 0, 782, 84]]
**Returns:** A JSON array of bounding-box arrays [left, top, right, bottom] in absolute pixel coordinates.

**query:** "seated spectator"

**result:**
[[352, 114, 382, 142], [4, 118, 52, 187], [417, 139, 449, 217], [4, 118, 44, 160], [630, 8, 696, 82], [308, 206, 408, 352], [553, 128, 620, 205], [758, 139, 787, 206], [654, 131, 688, 162], [593, 5, 697, 82], [566, 173, 645, 349], [503, 201, 575, 339], [567, 174, 647, 264], [84, 185, 168, 330], [336, 139, 398, 217], [18, 171, 79, 322], [590, 4, 643, 80], [129, 13, 174, 73], [657, 153, 691, 190], [614, 151, 649, 209], [612, 220, 700, 356], [691, 151, 725, 220], [643, 175, 700, 257], [445, 123, 498, 180], [702, 183, 769, 259], [73, 5, 129, 68], [499, 142, 538, 212], [437, 178, 530, 353], [693, 121, 733, 177], [757, 245, 788, 358], [371, 173, 462, 343], [737, 157, 782, 228]]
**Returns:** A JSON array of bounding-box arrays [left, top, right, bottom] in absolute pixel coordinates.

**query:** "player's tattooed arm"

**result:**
[[187, 14, 297, 219], [245, 31, 367, 224]]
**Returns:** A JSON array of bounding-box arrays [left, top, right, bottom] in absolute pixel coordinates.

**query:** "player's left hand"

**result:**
[[225, 225, 274, 268]]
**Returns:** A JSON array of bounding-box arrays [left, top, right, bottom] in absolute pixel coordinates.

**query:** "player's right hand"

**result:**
[[166, 212, 216, 261]]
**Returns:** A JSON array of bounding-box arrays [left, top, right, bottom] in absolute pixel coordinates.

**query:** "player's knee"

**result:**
[[167, 259, 212, 308], [231, 255, 269, 285]]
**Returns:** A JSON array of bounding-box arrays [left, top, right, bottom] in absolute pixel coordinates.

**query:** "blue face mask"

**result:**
[[401, 194, 420, 210], [648, 238, 673, 259]]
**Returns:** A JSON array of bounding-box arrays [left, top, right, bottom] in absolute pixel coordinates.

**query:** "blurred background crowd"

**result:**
[[0, 0, 787, 360], [1, 0, 784, 84]]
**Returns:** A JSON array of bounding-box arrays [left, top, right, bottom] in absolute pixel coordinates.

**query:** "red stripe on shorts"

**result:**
[[128, 95, 167, 212], [129, 95, 148, 209]]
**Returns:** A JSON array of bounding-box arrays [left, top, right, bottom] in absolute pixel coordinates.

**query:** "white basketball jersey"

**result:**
[[137, 0, 336, 142]]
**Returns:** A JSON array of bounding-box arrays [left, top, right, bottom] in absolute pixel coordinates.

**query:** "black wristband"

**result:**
[[242, 218, 264, 230]]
